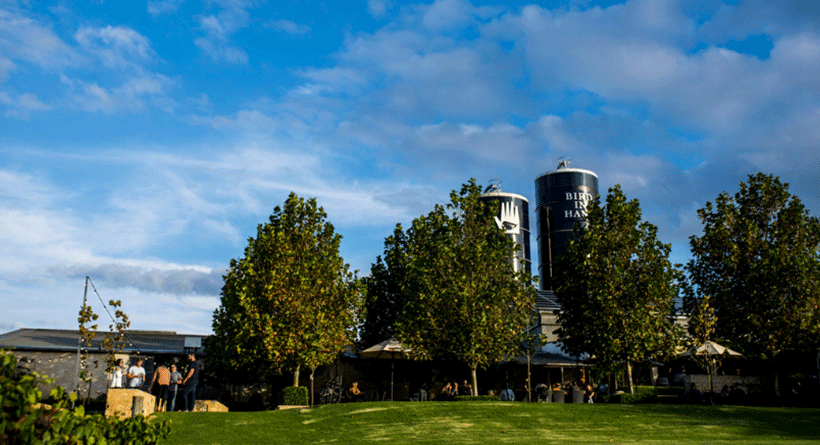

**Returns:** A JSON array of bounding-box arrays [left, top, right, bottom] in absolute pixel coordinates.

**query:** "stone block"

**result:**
[[193, 400, 229, 412], [105, 388, 155, 419]]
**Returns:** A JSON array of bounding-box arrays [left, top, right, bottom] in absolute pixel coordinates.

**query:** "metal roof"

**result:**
[[0, 328, 208, 355], [511, 351, 586, 367]]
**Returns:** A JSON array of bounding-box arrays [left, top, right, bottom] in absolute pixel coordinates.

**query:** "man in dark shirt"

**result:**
[[182, 354, 200, 412]]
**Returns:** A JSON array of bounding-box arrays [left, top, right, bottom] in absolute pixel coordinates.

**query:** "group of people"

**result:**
[[109, 354, 200, 412], [439, 380, 473, 400], [530, 382, 600, 403]]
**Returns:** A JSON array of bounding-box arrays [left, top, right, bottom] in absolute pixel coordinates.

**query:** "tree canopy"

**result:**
[[394, 179, 536, 395], [209, 193, 361, 386], [555, 185, 681, 393], [359, 225, 408, 348], [686, 172, 820, 360]]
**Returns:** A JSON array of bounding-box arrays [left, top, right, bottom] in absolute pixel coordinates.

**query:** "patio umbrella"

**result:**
[[361, 338, 411, 401], [680, 341, 742, 393], [681, 341, 742, 358]]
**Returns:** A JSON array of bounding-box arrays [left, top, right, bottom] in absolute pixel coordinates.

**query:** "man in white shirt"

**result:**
[[127, 359, 146, 389]]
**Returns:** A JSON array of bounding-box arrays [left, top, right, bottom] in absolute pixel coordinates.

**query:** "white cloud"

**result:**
[[368, 0, 393, 19], [74, 25, 155, 69], [190, 109, 282, 133], [414, 121, 532, 162], [60, 73, 175, 113], [193, 3, 253, 64], [194, 37, 248, 64], [0, 58, 13, 82], [421, 0, 474, 31], [0, 92, 50, 118], [148, 0, 184, 17], [268, 19, 310, 36], [0, 7, 81, 69]]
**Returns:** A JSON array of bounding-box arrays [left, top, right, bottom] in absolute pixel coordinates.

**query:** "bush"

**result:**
[[454, 395, 500, 402], [278, 386, 308, 406], [0, 350, 170, 445], [609, 392, 655, 404], [606, 386, 684, 404]]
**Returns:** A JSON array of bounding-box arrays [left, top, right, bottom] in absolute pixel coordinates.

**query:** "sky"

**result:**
[[1, 0, 819, 336]]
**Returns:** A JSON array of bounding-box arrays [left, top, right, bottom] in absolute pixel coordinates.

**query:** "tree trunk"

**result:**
[[293, 364, 301, 387], [708, 359, 715, 394], [626, 362, 634, 395], [309, 367, 316, 408], [471, 365, 478, 396]]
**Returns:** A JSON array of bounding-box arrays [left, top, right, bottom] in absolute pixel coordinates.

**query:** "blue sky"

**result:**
[[2, 0, 819, 335]]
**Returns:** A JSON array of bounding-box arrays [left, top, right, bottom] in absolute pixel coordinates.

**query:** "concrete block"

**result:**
[[105, 388, 155, 419], [193, 400, 229, 412]]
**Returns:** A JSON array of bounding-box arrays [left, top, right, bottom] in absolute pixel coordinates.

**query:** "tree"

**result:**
[[77, 279, 130, 405], [687, 173, 820, 362], [394, 179, 536, 395], [210, 193, 361, 399], [682, 294, 722, 392], [360, 226, 408, 348], [555, 185, 682, 394]]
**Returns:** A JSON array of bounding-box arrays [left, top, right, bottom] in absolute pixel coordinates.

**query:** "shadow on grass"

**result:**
[[157, 402, 820, 445]]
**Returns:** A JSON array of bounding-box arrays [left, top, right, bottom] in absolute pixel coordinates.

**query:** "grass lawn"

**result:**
[[155, 401, 820, 444]]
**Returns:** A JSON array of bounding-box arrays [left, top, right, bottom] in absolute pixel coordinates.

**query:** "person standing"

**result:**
[[166, 364, 183, 412], [148, 363, 171, 411], [584, 384, 596, 404], [109, 358, 125, 388], [181, 354, 200, 412], [127, 359, 146, 389]]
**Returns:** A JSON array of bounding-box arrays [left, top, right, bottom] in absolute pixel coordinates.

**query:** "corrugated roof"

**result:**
[[511, 351, 586, 367], [0, 328, 208, 355]]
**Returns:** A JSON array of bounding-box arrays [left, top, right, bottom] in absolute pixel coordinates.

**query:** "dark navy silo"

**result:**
[[480, 185, 531, 277], [535, 161, 598, 290]]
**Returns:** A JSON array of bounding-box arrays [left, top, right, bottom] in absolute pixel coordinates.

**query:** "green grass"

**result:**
[[156, 402, 820, 444]]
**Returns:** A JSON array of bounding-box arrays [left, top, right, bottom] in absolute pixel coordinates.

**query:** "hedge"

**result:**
[[278, 386, 309, 406]]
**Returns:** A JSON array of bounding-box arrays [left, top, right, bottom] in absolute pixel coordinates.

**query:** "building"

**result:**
[[0, 328, 206, 400]]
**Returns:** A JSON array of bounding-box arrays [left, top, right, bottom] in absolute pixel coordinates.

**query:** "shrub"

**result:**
[[609, 392, 655, 404], [454, 395, 500, 402], [278, 386, 308, 406], [0, 350, 170, 445], [607, 386, 684, 404]]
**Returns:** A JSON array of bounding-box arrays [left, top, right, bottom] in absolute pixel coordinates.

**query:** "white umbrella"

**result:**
[[681, 341, 742, 358], [680, 341, 742, 393], [361, 338, 411, 401]]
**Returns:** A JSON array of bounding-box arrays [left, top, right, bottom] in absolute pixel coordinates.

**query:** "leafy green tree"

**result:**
[[360, 226, 408, 348], [555, 185, 681, 394], [682, 294, 722, 392], [77, 291, 129, 405], [687, 173, 820, 362], [395, 179, 536, 395], [210, 193, 362, 396]]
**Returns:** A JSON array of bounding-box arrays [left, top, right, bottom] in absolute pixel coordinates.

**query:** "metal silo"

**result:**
[[534, 158, 598, 290], [480, 181, 531, 276]]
